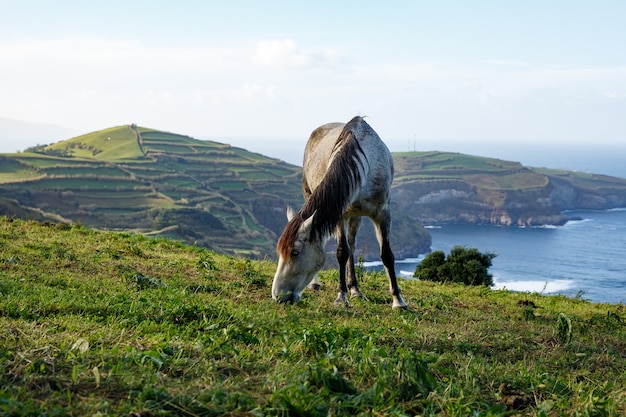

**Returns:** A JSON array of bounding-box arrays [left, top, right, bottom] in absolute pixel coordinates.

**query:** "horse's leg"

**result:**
[[373, 210, 408, 309], [334, 225, 350, 307], [346, 217, 364, 298]]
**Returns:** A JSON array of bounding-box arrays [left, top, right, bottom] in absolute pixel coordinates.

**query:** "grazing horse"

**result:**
[[271, 116, 407, 309]]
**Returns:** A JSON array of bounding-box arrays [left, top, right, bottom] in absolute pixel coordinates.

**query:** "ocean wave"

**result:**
[[362, 257, 423, 268], [531, 224, 559, 229], [397, 257, 424, 263], [564, 218, 592, 226], [492, 278, 575, 294], [361, 261, 383, 268]]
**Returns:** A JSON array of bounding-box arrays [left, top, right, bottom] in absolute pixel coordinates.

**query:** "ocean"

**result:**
[[372, 208, 625, 304], [364, 145, 626, 305]]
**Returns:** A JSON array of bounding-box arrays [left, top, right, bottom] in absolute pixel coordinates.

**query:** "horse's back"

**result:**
[[302, 117, 393, 213]]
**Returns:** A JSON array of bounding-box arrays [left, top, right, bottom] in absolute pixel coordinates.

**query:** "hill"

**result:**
[[0, 217, 624, 415], [392, 151, 626, 227], [2, 126, 626, 259], [0, 125, 431, 260], [0, 125, 304, 257]]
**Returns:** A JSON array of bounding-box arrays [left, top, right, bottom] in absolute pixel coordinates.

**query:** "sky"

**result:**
[[1, 1, 625, 170]]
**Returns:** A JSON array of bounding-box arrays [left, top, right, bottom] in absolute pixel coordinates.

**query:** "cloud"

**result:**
[[235, 82, 278, 102], [253, 38, 349, 72], [1, 34, 625, 146], [255, 39, 310, 68]]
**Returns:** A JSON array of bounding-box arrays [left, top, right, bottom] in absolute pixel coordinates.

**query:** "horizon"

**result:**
[[2, 1, 625, 176], [2, 121, 625, 179]]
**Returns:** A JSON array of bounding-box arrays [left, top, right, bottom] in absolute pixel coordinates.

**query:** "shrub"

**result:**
[[414, 245, 496, 286]]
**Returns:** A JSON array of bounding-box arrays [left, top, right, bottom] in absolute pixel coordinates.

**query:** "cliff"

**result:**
[[391, 152, 626, 228]]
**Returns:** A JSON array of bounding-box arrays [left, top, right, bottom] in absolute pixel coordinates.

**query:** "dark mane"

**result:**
[[277, 214, 304, 259], [277, 117, 367, 259]]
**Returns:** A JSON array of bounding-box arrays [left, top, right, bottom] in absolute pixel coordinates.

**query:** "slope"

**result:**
[[0, 125, 305, 257], [1, 217, 624, 415]]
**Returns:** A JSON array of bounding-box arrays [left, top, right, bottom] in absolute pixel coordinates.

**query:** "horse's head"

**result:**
[[272, 208, 325, 304]]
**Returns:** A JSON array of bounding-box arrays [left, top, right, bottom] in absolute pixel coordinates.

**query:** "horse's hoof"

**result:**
[[349, 288, 364, 298], [309, 283, 322, 291], [334, 292, 350, 308], [392, 296, 408, 310]]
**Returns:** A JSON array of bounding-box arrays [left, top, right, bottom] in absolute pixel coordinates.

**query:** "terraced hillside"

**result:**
[[3, 126, 625, 258], [0, 126, 431, 260], [392, 151, 626, 226], [0, 125, 303, 257]]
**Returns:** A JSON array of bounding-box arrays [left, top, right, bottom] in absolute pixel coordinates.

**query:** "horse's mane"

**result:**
[[277, 117, 367, 259]]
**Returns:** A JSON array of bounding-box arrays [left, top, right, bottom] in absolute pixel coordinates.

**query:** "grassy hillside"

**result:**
[[2, 129, 626, 259], [0, 125, 306, 258], [45, 125, 143, 160], [0, 125, 432, 260], [1, 217, 625, 415], [394, 151, 549, 190]]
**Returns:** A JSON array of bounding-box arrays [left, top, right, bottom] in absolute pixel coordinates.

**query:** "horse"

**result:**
[[271, 116, 408, 309]]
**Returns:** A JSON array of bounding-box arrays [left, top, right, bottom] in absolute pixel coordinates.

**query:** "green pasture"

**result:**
[[465, 170, 549, 191], [138, 129, 232, 155], [46, 126, 143, 161], [15, 154, 100, 168], [534, 168, 626, 191], [139, 129, 199, 145], [236, 169, 279, 180], [0, 217, 624, 416], [143, 143, 196, 154], [0, 159, 41, 183], [231, 147, 277, 163], [211, 180, 248, 191], [396, 152, 523, 172], [42, 166, 131, 178], [26, 177, 138, 191], [72, 192, 173, 210], [122, 163, 175, 176], [266, 165, 300, 177], [182, 168, 233, 182]]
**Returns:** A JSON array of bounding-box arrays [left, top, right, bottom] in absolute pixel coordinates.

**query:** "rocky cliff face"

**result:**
[[391, 179, 573, 227], [392, 177, 626, 227], [390, 152, 626, 228], [547, 175, 626, 210]]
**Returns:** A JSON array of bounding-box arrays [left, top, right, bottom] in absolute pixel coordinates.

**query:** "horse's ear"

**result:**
[[286, 206, 297, 221], [299, 211, 316, 235]]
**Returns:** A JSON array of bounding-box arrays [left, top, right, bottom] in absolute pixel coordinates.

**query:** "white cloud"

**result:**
[[253, 38, 349, 72], [255, 39, 310, 68], [235, 83, 279, 102], [1, 34, 625, 148]]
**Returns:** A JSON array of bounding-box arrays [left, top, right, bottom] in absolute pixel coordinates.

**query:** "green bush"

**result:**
[[414, 245, 496, 286]]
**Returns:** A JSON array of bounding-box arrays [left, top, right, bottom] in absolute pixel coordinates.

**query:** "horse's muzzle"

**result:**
[[276, 292, 301, 304]]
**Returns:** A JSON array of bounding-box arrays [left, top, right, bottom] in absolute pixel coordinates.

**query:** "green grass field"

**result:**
[[1, 217, 624, 416], [46, 126, 143, 161]]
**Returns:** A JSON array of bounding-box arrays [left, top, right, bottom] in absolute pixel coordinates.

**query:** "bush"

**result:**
[[414, 245, 496, 286]]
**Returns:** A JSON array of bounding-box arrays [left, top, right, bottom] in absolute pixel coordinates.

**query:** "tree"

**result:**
[[414, 245, 496, 286]]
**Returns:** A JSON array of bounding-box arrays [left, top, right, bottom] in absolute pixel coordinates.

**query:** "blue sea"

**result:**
[[374, 208, 625, 304], [365, 145, 626, 305]]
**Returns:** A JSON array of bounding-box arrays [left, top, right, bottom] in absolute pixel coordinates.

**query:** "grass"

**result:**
[[1, 217, 625, 416], [52, 126, 143, 161], [41, 166, 132, 178], [0, 158, 41, 183], [0, 125, 305, 257], [393, 152, 550, 191]]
